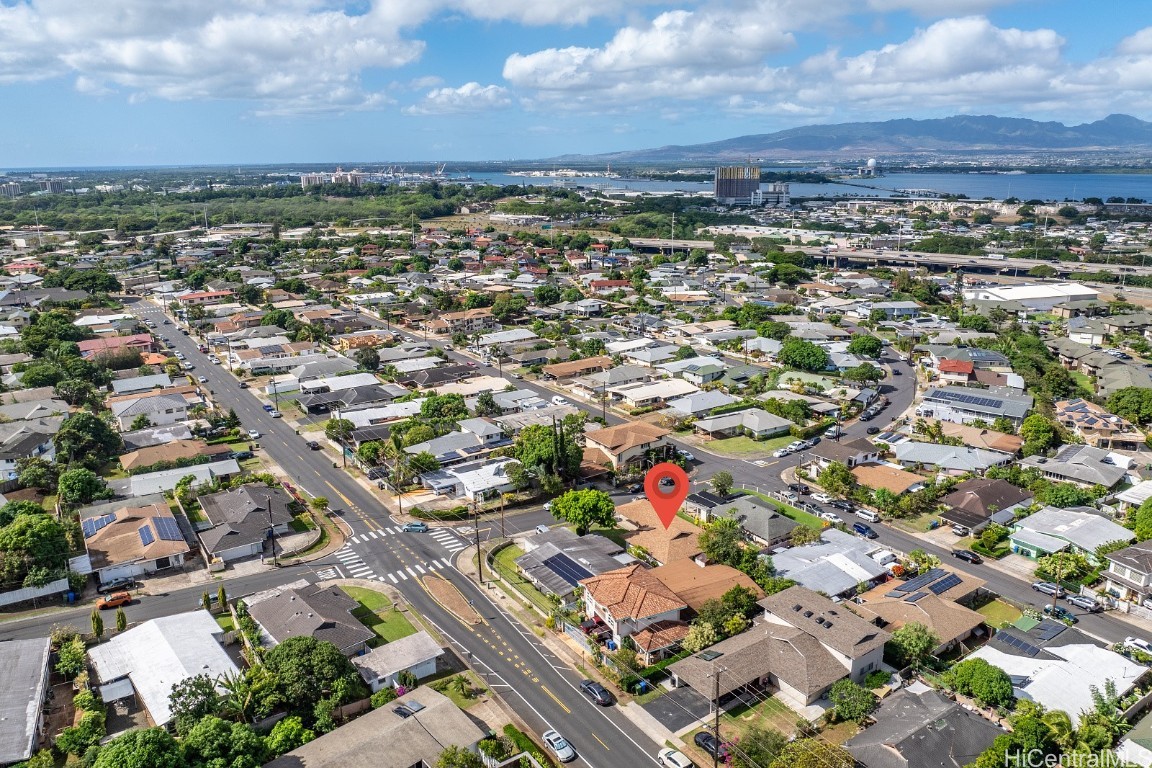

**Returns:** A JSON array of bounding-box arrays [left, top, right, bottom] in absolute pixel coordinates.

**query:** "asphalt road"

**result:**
[[113, 299, 664, 768]]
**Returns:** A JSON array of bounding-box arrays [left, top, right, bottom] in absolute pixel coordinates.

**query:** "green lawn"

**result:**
[[492, 544, 554, 613], [343, 585, 393, 612], [341, 586, 417, 645], [701, 434, 790, 457], [216, 615, 236, 632], [745, 490, 825, 531], [976, 599, 1023, 628], [1069, 370, 1096, 396], [289, 512, 316, 533], [428, 669, 489, 710], [889, 511, 944, 533]]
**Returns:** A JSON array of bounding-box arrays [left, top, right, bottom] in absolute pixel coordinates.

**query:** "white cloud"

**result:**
[[404, 82, 512, 115], [1119, 27, 1152, 55]]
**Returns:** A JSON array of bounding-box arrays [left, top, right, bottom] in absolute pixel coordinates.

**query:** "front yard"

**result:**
[[687, 433, 794, 458], [745, 490, 825, 531], [975, 598, 1023, 628], [341, 585, 418, 645], [491, 544, 554, 614]]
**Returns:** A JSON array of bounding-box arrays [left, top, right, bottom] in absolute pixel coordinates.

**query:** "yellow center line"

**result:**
[[591, 732, 609, 750], [540, 685, 571, 714]]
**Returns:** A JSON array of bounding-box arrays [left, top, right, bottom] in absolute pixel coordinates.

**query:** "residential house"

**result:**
[[0, 398, 67, 422], [111, 373, 173, 395], [87, 611, 239, 727], [968, 622, 1143, 726], [110, 392, 189, 430], [919, 386, 1034, 428], [1056, 398, 1147, 451], [939, 478, 1034, 533], [937, 358, 975, 385], [541, 356, 614, 380], [1104, 541, 1152, 605], [246, 583, 375, 656], [179, 289, 234, 306], [0, 418, 59, 479], [197, 483, 296, 562], [419, 458, 521, 501], [669, 586, 890, 708], [692, 408, 792, 440], [852, 569, 987, 654], [615, 499, 702, 566], [664, 390, 738, 417], [807, 437, 880, 471], [0, 638, 51, 766], [1018, 444, 1130, 489], [569, 365, 651, 399], [890, 443, 1014, 475], [683, 492, 798, 547], [80, 500, 190, 585], [845, 686, 1002, 768], [76, 333, 154, 360], [264, 686, 487, 768], [609, 378, 699, 408], [1009, 506, 1133, 562], [929, 420, 1025, 453], [354, 631, 444, 692], [123, 459, 240, 497], [772, 529, 893, 597], [515, 528, 629, 605], [579, 564, 687, 648], [583, 422, 673, 471], [650, 559, 764, 612]]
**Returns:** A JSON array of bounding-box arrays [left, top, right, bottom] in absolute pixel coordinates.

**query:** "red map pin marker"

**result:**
[[645, 462, 690, 529]]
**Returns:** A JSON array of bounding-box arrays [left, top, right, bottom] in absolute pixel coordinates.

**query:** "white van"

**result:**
[[855, 509, 881, 523]]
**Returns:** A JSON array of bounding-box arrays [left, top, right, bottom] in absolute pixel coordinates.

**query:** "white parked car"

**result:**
[[782, 491, 799, 502], [1125, 636, 1152, 654], [819, 511, 843, 524], [812, 493, 833, 504], [247, 429, 260, 440], [657, 748, 694, 768], [772, 448, 792, 458], [551, 396, 570, 406], [542, 730, 575, 763]]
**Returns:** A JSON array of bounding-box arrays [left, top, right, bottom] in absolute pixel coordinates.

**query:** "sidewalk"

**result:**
[[452, 540, 681, 751]]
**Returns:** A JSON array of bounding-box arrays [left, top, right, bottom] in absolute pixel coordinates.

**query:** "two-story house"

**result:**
[[583, 422, 673, 471], [579, 563, 687, 648], [1104, 541, 1152, 606]]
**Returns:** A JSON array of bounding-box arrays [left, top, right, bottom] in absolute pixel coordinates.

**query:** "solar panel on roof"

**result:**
[[1034, 620, 1067, 641], [81, 519, 97, 538], [929, 573, 962, 595], [542, 553, 594, 586], [897, 568, 945, 593], [154, 517, 183, 542], [995, 632, 1042, 657], [904, 592, 928, 603], [138, 525, 155, 547], [935, 390, 1003, 409]]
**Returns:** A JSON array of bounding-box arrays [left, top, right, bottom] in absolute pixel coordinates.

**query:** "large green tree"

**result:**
[[778, 337, 830, 372], [730, 726, 788, 768], [262, 636, 367, 727], [549, 489, 615, 535], [168, 673, 222, 736], [846, 334, 883, 358], [886, 622, 939, 669], [828, 679, 878, 723], [419, 393, 469, 421], [181, 715, 266, 768], [53, 412, 123, 468], [92, 728, 185, 768], [0, 514, 68, 587], [58, 468, 111, 505], [946, 658, 1014, 708]]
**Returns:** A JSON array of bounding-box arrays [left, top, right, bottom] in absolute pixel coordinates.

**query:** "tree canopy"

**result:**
[[548, 489, 615, 535], [778, 337, 830, 372]]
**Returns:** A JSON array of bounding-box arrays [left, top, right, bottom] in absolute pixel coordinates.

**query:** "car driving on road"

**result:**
[[579, 679, 615, 706], [951, 550, 983, 564], [401, 522, 428, 533]]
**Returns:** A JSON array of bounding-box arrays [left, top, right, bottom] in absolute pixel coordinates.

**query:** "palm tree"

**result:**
[[383, 432, 411, 516], [218, 668, 274, 723], [1041, 710, 1076, 752], [446, 674, 471, 699]]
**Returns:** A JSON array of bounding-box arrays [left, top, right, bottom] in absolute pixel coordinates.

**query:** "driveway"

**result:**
[[641, 685, 712, 733]]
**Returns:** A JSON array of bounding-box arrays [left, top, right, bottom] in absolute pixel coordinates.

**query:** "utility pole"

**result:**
[[712, 666, 724, 768], [473, 498, 484, 584], [267, 505, 279, 566]]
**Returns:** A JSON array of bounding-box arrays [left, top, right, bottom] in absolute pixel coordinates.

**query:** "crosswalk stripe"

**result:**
[[348, 565, 373, 574], [415, 564, 426, 574], [388, 527, 399, 533], [406, 567, 417, 578], [369, 531, 378, 539], [444, 545, 466, 553], [388, 573, 398, 583], [426, 562, 438, 570], [397, 570, 408, 581], [441, 558, 452, 568]]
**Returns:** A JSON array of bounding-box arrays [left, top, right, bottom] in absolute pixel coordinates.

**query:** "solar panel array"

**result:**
[[994, 632, 1042, 657], [891, 568, 945, 594], [81, 513, 117, 539], [542, 553, 594, 586], [933, 390, 1003, 409], [929, 573, 963, 595], [138, 524, 155, 547], [154, 517, 183, 542], [1034, 620, 1068, 641], [904, 592, 928, 603]]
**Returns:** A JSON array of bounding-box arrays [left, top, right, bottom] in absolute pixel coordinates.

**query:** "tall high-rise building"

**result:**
[[714, 166, 760, 205], [0, 182, 21, 199], [300, 173, 328, 188], [38, 179, 65, 194]]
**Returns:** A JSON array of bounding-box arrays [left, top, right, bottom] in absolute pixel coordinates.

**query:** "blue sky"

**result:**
[[0, 0, 1148, 167]]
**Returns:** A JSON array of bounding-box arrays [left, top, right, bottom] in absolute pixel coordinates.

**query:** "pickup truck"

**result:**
[[262, 404, 274, 412]]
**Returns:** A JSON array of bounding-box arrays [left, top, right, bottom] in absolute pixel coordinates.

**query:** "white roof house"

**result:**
[[127, 459, 240, 496], [968, 642, 1143, 726], [87, 611, 239, 726], [476, 328, 537, 347]]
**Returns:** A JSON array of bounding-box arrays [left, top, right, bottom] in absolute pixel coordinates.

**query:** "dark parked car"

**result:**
[[787, 483, 810, 495], [866, 426, 881, 434], [829, 500, 855, 512], [892, 369, 902, 375], [238, 381, 249, 389], [306, 440, 321, 450], [852, 522, 878, 539], [1043, 604, 1079, 624], [626, 483, 643, 493], [951, 549, 983, 564], [579, 679, 615, 706], [694, 732, 727, 761], [97, 577, 136, 594], [859, 413, 873, 422]]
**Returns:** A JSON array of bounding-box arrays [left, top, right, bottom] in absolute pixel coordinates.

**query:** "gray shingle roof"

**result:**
[[247, 584, 373, 655], [197, 483, 295, 554]]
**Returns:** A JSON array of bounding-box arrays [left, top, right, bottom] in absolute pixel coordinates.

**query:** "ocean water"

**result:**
[[470, 171, 1152, 202]]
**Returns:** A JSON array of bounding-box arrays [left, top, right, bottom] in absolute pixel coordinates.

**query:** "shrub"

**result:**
[[370, 687, 398, 708]]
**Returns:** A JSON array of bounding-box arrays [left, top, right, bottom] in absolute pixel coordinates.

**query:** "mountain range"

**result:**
[[550, 114, 1152, 163]]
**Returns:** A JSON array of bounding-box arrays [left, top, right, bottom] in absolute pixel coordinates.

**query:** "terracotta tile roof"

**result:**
[[935, 421, 1024, 453], [585, 422, 670, 456], [632, 620, 690, 653], [119, 439, 232, 471], [541, 355, 613, 378], [617, 499, 701, 564], [580, 563, 686, 621], [939, 359, 975, 374], [650, 559, 764, 611], [851, 464, 925, 495]]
